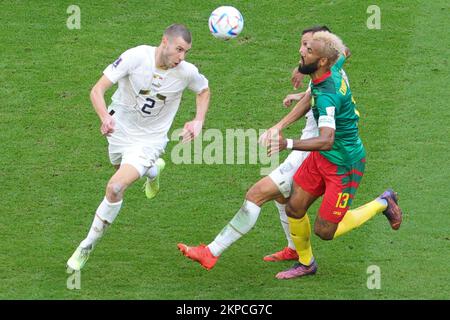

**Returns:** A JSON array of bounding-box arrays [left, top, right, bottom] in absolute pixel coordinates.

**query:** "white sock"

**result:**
[[274, 201, 296, 250], [80, 197, 123, 248], [144, 165, 158, 180], [80, 215, 108, 248], [208, 200, 261, 257]]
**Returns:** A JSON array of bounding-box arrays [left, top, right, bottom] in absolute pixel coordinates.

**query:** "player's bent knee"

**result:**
[[245, 185, 261, 204], [245, 184, 270, 206], [245, 177, 280, 206], [106, 181, 126, 200], [275, 195, 288, 205], [285, 202, 306, 219], [314, 225, 334, 241]]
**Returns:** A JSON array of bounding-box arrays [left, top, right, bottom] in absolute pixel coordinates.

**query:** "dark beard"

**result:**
[[299, 58, 319, 75]]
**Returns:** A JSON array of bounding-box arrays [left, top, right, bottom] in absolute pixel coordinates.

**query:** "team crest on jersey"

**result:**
[[112, 57, 122, 68], [152, 74, 164, 88]]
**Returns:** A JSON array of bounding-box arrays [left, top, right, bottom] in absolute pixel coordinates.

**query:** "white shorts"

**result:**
[[269, 150, 310, 198], [108, 144, 164, 177], [107, 127, 166, 177]]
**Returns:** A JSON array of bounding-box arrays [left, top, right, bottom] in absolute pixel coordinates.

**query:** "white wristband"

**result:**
[[286, 139, 293, 150]]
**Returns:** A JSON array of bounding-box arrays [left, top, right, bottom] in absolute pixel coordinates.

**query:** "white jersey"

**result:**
[[302, 109, 318, 139], [301, 81, 319, 140], [103, 45, 208, 146]]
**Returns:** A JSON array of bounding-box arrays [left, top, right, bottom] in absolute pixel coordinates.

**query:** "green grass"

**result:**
[[0, 0, 449, 299]]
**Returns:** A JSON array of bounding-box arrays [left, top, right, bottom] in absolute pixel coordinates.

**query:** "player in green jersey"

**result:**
[[177, 29, 402, 274], [268, 31, 403, 279]]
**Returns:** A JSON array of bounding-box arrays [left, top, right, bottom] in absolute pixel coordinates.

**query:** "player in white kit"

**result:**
[[177, 89, 314, 270], [67, 24, 210, 271]]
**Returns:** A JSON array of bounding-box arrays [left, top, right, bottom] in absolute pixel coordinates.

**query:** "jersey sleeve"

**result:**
[[103, 47, 141, 84], [187, 66, 209, 94], [316, 93, 339, 130], [332, 54, 346, 72]]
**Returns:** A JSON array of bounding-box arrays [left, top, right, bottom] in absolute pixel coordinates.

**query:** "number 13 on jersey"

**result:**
[[336, 192, 350, 208]]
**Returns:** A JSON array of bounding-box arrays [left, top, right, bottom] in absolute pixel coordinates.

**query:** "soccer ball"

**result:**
[[208, 6, 244, 40]]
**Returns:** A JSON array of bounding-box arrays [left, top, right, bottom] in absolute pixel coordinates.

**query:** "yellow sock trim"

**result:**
[[334, 198, 387, 238], [288, 214, 313, 266]]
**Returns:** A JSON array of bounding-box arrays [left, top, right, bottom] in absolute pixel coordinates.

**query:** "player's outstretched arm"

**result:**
[[90, 75, 115, 136], [259, 90, 311, 146], [283, 92, 306, 107], [180, 87, 210, 143], [290, 126, 335, 151], [277, 89, 311, 129], [267, 126, 334, 157]]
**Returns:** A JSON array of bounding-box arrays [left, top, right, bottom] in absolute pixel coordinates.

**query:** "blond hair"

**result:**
[[312, 31, 345, 66]]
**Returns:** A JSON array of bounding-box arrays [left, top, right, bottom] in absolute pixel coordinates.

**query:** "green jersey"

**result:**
[[309, 56, 366, 165]]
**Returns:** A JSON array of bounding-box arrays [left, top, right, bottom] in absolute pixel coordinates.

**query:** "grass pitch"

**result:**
[[0, 0, 449, 299]]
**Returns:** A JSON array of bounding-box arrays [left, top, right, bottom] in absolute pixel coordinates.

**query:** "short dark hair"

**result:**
[[302, 25, 331, 35], [164, 24, 192, 44]]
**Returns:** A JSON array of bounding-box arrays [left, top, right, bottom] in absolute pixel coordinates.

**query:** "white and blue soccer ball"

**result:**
[[208, 6, 244, 40]]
